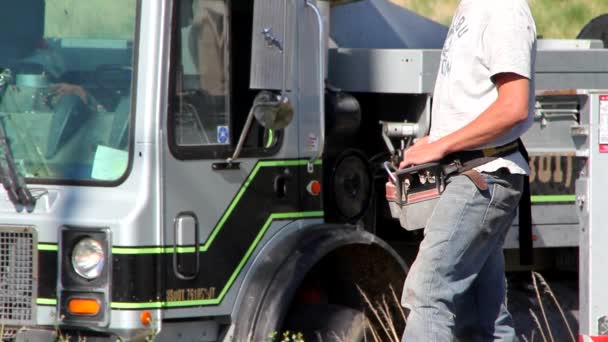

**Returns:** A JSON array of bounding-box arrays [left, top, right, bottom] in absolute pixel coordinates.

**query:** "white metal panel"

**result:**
[[250, 0, 295, 90], [538, 39, 604, 50], [328, 48, 440, 94], [328, 49, 608, 94], [296, 0, 324, 162], [579, 91, 608, 337]]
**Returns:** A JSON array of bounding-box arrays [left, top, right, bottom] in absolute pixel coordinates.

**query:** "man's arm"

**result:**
[[400, 72, 530, 168], [51, 83, 89, 104]]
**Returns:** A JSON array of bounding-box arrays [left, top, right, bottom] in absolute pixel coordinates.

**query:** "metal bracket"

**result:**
[[379, 120, 420, 159], [570, 124, 589, 137], [212, 161, 240, 170]]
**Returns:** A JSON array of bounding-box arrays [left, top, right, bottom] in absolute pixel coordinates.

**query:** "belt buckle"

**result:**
[[443, 159, 462, 175]]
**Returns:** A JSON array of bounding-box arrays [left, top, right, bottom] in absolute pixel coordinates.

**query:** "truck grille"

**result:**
[[0, 227, 37, 326]]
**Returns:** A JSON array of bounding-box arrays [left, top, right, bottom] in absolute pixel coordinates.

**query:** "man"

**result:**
[[399, 0, 537, 340], [17, 46, 100, 158], [178, 0, 229, 144], [0, 0, 102, 158]]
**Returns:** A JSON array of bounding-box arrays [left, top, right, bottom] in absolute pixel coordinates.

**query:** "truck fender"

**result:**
[[231, 223, 407, 342]]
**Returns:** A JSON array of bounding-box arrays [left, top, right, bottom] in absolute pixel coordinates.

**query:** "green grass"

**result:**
[[392, 0, 608, 38], [44, 0, 608, 40], [330, 0, 608, 39], [45, 0, 136, 39]]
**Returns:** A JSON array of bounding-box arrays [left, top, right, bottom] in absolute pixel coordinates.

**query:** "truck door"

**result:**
[[161, 0, 307, 314]]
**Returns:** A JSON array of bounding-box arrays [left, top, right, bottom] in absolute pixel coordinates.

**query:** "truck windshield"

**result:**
[[0, 0, 137, 183]]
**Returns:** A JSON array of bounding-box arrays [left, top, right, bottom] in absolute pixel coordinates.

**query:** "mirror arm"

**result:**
[[227, 104, 259, 165], [225, 97, 283, 166], [280, 0, 289, 99]]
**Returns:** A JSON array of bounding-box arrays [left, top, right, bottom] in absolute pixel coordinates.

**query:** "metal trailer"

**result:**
[[328, 1, 608, 269], [0, 0, 606, 341], [566, 90, 608, 341], [327, 45, 606, 248]]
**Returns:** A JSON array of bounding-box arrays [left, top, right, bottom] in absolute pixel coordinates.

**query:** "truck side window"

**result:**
[[169, 0, 281, 159], [174, 0, 230, 147]]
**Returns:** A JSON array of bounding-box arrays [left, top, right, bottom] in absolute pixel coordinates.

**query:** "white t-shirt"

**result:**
[[429, 0, 537, 174]]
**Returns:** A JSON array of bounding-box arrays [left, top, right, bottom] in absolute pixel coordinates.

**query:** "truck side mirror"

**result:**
[[217, 90, 293, 169], [252, 90, 294, 129]]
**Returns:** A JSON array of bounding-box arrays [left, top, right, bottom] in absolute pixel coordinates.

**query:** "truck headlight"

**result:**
[[71, 238, 105, 280]]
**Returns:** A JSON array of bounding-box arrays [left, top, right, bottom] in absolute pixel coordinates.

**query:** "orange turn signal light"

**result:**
[[307, 180, 322, 196], [141, 310, 152, 326], [68, 298, 101, 316]]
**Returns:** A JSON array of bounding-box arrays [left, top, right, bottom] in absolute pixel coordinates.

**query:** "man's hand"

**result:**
[[51, 83, 88, 104], [399, 136, 447, 169]]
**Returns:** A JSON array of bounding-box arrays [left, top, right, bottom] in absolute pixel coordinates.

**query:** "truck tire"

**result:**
[[282, 304, 367, 342], [577, 14, 608, 47]]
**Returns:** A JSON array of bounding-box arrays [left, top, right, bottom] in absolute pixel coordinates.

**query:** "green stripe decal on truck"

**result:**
[[111, 159, 322, 255], [36, 159, 324, 309], [37, 298, 57, 305], [38, 244, 58, 251], [531, 195, 576, 203], [110, 211, 323, 309]]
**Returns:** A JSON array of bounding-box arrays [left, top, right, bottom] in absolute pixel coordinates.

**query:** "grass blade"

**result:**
[[533, 272, 576, 342], [532, 272, 554, 342], [530, 309, 548, 342]]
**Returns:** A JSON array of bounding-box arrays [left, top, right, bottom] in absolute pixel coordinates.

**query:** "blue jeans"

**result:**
[[401, 170, 523, 342]]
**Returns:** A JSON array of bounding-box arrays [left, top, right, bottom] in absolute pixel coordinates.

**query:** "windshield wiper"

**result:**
[[0, 69, 35, 209]]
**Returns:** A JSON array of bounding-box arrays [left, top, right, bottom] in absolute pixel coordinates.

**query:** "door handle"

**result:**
[[173, 212, 200, 280]]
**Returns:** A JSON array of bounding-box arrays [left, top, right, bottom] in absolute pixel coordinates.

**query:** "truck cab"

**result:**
[[0, 0, 382, 340]]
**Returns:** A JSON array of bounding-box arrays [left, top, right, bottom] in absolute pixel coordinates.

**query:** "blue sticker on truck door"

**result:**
[[217, 126, 229, 144]]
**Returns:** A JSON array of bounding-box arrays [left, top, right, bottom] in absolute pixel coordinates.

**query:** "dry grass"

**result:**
[[355, 272, 575, 342], [357, 285, 406, 342], [527, 272, 576, 342], [532, 272, 555, 342]]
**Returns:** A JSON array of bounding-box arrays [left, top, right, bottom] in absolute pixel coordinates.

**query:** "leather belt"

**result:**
[[441, 140, 520, 176]]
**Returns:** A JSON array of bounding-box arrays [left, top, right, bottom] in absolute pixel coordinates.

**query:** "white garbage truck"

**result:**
[[0, 0, 606, 340]]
